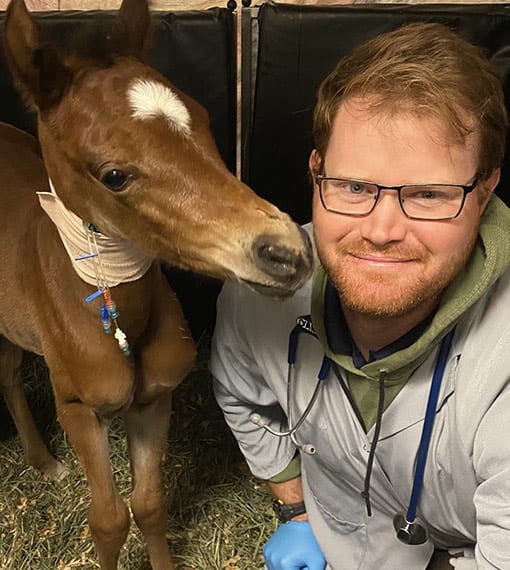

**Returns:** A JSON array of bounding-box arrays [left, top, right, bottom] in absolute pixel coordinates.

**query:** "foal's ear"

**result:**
[[115, 0, 151, 58], [3, 0, 73, 112]]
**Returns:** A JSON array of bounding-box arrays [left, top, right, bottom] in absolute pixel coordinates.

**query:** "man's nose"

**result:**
[[359, 189, 407, 246]]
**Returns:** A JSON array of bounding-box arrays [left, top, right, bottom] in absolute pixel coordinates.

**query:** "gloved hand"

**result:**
[[263, 520, 326, 570], [448, 547, 476, 569]]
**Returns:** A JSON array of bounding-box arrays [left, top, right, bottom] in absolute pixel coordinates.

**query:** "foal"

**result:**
[[0, 0, 313, 568]]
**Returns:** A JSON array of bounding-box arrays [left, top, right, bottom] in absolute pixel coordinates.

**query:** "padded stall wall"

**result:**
[[245, 3, 510, 225]]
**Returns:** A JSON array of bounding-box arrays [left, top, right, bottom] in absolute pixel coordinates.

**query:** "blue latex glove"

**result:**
[[263, 520, 326, 570]]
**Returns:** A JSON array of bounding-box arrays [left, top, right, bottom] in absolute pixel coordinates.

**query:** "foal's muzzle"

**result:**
[[249, 227, 313, 298]]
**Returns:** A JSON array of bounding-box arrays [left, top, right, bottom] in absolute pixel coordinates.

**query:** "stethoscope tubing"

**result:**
[[405, 328, 455, 523], [285, 322, 331, 439], [287, 358, 331, 434]]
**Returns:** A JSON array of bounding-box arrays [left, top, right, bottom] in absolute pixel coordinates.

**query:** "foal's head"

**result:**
[[3, 0, 313, 298]]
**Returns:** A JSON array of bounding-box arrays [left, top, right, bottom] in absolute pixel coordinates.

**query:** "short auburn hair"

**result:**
[[312, 22, 508, 180]]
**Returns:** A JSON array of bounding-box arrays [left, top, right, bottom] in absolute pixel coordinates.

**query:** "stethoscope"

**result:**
[[250, 315, 331, 456], [250, 315, 455, 546]]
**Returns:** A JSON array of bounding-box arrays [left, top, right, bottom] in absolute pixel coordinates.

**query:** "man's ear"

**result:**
[[479, 168, 500, 212], [485, 168, 501, 194], [309, 149, 322, 177]]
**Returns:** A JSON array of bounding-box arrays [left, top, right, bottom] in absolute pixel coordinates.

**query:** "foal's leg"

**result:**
[[56, 397, 130, 570], [125, 393, 175, 570], [0, 337, 66, 479], [126, 290, 195, 570]]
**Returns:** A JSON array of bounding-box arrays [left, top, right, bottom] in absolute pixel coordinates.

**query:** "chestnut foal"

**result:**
[[0, 0, 313, 568]]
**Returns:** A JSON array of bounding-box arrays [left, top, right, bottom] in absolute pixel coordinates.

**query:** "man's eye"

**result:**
[[349, 183, 365, 194]]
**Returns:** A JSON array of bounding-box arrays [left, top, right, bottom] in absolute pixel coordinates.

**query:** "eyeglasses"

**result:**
[[314, 175, 479, 221]]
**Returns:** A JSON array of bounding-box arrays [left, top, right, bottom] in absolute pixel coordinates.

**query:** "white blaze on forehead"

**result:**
[[127, 78, 191, 135]]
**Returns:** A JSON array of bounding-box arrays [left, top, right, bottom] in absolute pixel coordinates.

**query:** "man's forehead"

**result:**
[[324, 97, 480, 185], [333, 95, 479, 153]]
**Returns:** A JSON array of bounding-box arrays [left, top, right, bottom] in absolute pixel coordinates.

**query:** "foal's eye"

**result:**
[[101, 169, 130, 191]]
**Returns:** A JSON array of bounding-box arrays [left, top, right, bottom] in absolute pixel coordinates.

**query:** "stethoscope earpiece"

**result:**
[[300, 443, 316, 455], [250, 413, 265, 427], [393, 513, 429, 545]]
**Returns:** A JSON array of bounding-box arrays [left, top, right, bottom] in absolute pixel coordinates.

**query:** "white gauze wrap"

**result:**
[[37, 181, 153, 287]]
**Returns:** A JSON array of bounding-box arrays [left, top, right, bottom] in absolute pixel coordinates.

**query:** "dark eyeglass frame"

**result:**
[[314, 175, 480, 221]]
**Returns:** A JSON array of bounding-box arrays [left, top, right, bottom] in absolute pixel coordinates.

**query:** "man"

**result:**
[[211, 22, 510, 570]]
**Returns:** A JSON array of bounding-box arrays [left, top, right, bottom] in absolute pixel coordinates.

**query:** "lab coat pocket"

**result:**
[[312, 490, 368, 569]]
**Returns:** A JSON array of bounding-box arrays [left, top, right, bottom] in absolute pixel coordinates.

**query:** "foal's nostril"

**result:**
[[254, 236, 301, 278]]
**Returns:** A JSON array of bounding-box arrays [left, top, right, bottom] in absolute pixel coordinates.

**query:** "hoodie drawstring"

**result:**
[[361, 370, 386, 517]]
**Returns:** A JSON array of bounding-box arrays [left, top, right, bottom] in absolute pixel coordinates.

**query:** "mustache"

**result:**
[[336, 240, 425, 260]]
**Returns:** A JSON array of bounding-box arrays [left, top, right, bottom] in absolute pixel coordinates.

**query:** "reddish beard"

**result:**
[[318, 235, 476, 318]]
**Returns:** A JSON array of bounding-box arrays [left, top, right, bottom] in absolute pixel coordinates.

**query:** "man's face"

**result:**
[[312, 98, 497, 318]]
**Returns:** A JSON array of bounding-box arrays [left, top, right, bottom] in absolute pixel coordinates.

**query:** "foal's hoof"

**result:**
[[42, 459, 70, 481]]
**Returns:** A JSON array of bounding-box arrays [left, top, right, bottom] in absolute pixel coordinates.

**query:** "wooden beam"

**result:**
[[0, 0, 58, 9], [58, 0, 229, 9]]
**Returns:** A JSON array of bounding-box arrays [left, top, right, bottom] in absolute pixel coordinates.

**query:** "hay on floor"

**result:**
[[0, 341, 276, 569]]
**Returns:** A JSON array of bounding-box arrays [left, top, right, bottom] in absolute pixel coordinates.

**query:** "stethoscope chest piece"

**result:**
[[393, 513, 429, 545]]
